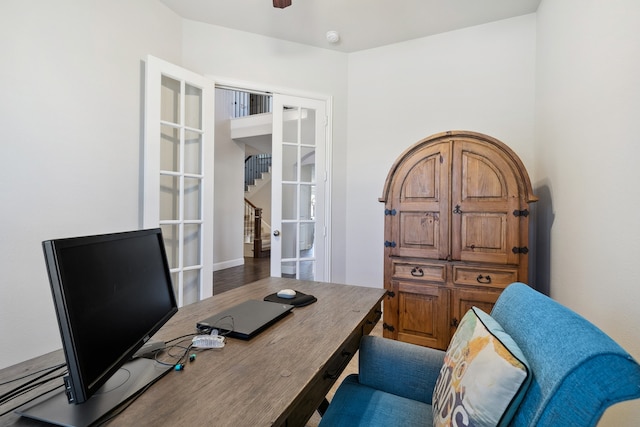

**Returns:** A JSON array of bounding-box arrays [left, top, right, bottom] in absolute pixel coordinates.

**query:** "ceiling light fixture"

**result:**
[[273, 0, 292, 8], [326, 30, 340, 44]]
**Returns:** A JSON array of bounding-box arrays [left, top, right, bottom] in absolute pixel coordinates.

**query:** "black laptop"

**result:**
[[196, 300, 294, 339]]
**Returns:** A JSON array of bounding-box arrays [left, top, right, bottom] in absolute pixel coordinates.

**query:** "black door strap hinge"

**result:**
[[512, 246, 529, 254], [513, 209, 529, 217], [384, 240, 396, 248], [384, 208, 397, 216], [383, 323, 395, 332]]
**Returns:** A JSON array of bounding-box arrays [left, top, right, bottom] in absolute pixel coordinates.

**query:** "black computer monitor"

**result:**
[[17, 228, 178, 426]]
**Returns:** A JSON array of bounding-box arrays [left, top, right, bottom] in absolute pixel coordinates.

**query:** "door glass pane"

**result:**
[[300, 108, 316, 146], [299, 222, 315, 257], [161, 224, 179, 269], [184, 177, 202, 220], [300, 184, 315, 220], [170, 272, 179, 299], [300, 147, 315, 182], [282, 144, 298, 181], [299, 260, 315, 281], [185, 84, 202, 130], [282, 184, 297, 220], [184, 224, 201, 266], [160, 175, 179, 221], [281, 260, 296, 278], [283, 106, 298, 143], [281, 222, 297, 258], [160, 125, 179, 172], [161, 76, 180, 124], [184, 130, 202, 175], [183, 269, 200, 306]]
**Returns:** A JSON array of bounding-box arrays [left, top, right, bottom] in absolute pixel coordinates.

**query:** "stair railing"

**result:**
[[245, 154, 272, 191], [244, 198, 271, 258]]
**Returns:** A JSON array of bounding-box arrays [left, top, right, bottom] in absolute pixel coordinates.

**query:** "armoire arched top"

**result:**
[[379, 130, 538, 204]]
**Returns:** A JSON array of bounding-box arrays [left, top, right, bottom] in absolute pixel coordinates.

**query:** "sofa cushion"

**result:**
[[319, 374, 433, 427], [358, 335, 445, 404], [432, 307, 531, 427]]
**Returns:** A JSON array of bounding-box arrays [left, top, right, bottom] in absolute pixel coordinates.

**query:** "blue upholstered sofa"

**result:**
[[319, 283, 640, 426]]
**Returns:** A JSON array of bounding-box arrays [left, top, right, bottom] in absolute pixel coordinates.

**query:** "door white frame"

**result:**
[[209, 76, 333, 282]]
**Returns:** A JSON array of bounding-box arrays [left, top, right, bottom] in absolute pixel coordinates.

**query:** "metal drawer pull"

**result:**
[[367, 309, 383, 325], [476, 274, 492, 284], [323, 350, 353, 379], [411, 267, 424, 277]]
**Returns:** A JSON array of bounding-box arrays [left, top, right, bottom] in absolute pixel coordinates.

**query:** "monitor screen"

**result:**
[[42, 228, 178, 404]]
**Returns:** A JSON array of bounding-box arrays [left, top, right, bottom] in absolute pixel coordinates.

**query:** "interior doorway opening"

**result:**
[[213, 85, 330, 284], [214, 87, 274, 271]]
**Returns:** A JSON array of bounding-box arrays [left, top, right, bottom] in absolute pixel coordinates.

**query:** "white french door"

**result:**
[[143, 55, 215, 307], [271, 94, 328, 281]]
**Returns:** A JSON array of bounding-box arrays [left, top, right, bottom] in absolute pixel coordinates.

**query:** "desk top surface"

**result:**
[[0, 277, 385, 426]]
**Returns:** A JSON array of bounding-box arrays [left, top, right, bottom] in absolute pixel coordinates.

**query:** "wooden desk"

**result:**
[[0, 278, 385, 426]]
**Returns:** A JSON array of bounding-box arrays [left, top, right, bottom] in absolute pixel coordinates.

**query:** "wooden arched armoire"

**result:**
[[379, 131, 537, 350]]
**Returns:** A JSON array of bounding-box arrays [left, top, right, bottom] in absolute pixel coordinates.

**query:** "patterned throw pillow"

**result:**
[[432, 307, 531, 427]]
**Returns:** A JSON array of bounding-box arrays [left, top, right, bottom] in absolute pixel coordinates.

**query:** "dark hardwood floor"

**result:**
[[213, 256, 271, 295]]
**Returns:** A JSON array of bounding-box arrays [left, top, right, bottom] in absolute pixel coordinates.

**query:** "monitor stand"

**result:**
[[15, 358, 171, 427]]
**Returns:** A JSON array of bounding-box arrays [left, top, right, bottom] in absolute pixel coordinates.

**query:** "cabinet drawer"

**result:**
[[452, 265, 517, 289], [392, 261, 446, 283]]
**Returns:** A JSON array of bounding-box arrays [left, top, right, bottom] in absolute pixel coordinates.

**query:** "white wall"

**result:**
[[212, 88, 246, 270], [0, 0, 182, 368], [345, 15, 537, 288], [535, 0, 640, 424]]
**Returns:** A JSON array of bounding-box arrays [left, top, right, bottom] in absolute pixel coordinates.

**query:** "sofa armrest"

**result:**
[[358, 335, 445, 404]]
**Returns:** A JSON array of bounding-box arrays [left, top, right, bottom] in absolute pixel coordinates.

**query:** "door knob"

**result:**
[[273, 230, 280, 236]]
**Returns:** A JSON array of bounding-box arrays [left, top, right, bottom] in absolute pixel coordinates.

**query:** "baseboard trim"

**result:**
[[213, 258, 244, 272]]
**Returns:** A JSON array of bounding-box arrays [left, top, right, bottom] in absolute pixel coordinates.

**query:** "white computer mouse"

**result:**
[[277, 289, 296, 299]]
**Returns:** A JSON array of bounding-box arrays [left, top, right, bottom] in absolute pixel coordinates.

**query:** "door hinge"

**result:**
[[513, 209, 529, 217], [386, 290, 395, 298], [512, 246, 529, 254], [383, 323, 395, 332], [384, 240, 396, 248], [384, 209, 397, 216]]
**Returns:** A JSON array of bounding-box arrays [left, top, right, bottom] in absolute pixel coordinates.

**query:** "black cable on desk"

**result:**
[[0, 366, 67, 418], [0, 362, 65, 387], [0, 363, 66, 405]]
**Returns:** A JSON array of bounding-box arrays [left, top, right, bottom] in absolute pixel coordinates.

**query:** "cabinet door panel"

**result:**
[[451, 140, 520, 264], [389, 142, 450, 260], [398, 211, 440, 252], [397, 282, 450, 349]]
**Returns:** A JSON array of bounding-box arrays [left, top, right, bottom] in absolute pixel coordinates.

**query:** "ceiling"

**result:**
[[159, 0, 541, 53]]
